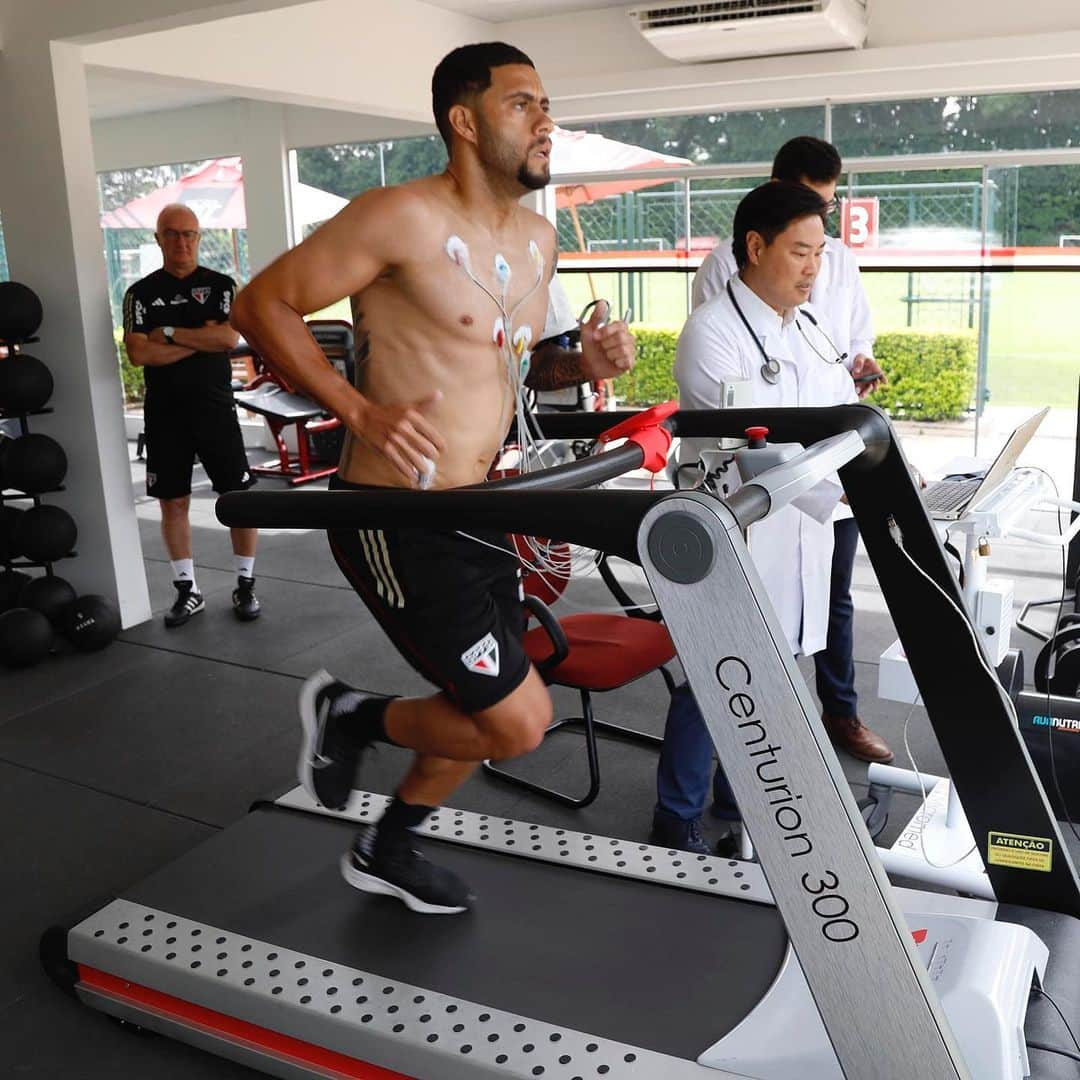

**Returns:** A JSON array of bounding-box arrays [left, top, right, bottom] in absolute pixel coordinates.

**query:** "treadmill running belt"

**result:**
[[121, 805, 788, 1060]]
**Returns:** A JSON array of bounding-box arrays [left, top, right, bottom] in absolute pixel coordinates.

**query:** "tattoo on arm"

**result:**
[[525, 342, 588, 391]]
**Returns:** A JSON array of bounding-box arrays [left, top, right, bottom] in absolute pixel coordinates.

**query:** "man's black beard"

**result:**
[[517, 161, 550, 191]]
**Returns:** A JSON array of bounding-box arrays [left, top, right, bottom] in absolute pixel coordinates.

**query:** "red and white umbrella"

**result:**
[[549, 126, 691, 209], [100, 157, 347, 230]]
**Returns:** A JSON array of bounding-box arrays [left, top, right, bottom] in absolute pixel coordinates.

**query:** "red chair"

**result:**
[[483, 537, 677, 808]]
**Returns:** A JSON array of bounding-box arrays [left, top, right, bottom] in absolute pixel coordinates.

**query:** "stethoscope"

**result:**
[[725, 280, 846, 385]]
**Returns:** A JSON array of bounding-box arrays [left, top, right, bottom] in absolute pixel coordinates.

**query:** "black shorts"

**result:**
[[144, 403, 255, 500], [327, 477, 530, 713]]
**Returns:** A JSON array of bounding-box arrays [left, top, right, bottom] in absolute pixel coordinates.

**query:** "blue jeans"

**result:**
[[655, 518, 859, 823], [813, 517, 859, 717], [654, 682, 740, 823]]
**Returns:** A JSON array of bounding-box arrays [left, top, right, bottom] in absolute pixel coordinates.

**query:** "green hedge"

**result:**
[[871, 331, 976, 421], [614, 326, 977, 422], [613, 325, 679, 406], [115, 327, 144, 404]]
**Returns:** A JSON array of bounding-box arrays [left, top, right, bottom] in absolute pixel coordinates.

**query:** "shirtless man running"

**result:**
[[230, 42, 635, 914]]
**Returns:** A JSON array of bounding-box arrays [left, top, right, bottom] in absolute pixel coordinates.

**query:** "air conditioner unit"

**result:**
[[629, 0, 867, 64]]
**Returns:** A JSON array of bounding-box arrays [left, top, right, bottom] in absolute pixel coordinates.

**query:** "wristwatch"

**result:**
[[163, 326, 175, 345]]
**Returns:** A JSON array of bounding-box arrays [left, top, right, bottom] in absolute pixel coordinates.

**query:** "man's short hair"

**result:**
[[432, 42, 535, 151], [731, 181, 828, 269], [771, 136, 842, 185]]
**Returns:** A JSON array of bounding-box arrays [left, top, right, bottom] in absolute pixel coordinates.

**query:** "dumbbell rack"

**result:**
[[0, 336, 76, 584]]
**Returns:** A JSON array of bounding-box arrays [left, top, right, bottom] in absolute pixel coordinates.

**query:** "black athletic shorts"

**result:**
[[327, 476, 530, 713], [144, 402, 255, 500]]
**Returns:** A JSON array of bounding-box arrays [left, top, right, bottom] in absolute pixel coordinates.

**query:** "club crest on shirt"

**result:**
[[461, 632, 500, 677], [192, 286, 212, 304]]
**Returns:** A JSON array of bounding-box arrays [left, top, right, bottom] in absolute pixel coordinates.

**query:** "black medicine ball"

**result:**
[[14, 504, 77, 563], [0, 354, 54, 413], [20, 574, 77, 627], [0, 568, 33, 613], [0, 505, 22, 562], [0, 607, 52, 668], [60, 594, 121, 652], [1, 433, 67, 494], [0, 281, 44, 344]]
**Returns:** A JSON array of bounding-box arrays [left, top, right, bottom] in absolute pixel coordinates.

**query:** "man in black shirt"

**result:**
[[123, 203, 261, 627]]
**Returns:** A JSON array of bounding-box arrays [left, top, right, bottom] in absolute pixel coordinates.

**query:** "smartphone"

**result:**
[[853, 372, 882, 384]]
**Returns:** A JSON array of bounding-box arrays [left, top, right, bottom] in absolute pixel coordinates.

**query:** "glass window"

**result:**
[[98, 159, 249, 330], [294, 136, 445, 200], [584, 106, 825, 166], [832, 90, 1080, 158]]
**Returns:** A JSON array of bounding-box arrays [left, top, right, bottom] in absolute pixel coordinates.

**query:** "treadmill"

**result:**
[[43, 404, 1080, 1080]]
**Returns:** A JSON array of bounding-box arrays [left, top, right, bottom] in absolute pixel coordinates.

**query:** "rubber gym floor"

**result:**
[[1, 449, 1075, 1078]]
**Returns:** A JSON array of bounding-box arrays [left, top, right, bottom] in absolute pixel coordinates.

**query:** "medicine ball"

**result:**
[[0, 607, 52, 668], [0, 354, 54, 413], [0, 568, 33, 613], [1, 434, 67, 494], [60, 594, 120, 652], [0, 281, 44, 344], [14, 504, 77, 563], [0, 505, 22, 562], [20, 574, 76, 627]]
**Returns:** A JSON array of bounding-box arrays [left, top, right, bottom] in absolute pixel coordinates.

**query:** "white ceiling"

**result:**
[[425, 0, 613, 18], [87, 66, 231, 119]]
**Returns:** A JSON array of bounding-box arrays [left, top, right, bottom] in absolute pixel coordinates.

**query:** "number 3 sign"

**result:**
[[841, 197, 879, 248]]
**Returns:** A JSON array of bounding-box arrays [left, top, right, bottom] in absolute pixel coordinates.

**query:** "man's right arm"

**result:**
[[230, 185, 444, 483]]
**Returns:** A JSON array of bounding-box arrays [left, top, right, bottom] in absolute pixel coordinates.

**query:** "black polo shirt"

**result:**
[[123, 266, 237, 408]]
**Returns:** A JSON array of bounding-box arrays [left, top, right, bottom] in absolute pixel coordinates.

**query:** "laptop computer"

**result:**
[[922, 407, 1049, 521]]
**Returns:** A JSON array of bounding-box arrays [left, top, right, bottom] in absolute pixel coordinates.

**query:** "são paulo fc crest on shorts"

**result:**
[[461, 632, 500, 677]]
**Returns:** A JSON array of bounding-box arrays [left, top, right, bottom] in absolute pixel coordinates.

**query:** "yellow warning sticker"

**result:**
[[987, 831, 1053, 872]]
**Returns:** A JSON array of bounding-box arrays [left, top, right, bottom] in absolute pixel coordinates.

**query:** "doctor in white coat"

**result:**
[[651, 180, 888, 858]]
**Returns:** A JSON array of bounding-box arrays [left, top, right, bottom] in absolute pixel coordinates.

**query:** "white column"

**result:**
[[238, 100, 295, 275], [0, 38, 151, 627]]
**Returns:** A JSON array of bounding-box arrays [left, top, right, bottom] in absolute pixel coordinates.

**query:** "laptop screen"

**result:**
[[964, 407, 1050, 507]]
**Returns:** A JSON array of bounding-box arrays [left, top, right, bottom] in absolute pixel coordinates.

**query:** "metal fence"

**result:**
[[556, 179, 994, 254]]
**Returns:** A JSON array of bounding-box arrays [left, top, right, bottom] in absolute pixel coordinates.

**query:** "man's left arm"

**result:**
[[150, 321, 240, 352], [525, 300, 634, 391], [152, 279, 240, 353]]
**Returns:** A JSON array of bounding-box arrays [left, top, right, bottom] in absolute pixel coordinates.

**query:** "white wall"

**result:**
[[83, 0, 486, 124], [91, 97, 433, 172]]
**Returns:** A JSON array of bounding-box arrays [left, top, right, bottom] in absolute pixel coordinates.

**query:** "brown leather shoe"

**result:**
[[821, 713, 894, 764]]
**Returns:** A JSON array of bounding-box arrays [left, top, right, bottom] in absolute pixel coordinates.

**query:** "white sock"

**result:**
[[170, 558, 197, 592], [235, 555, 256, 580]]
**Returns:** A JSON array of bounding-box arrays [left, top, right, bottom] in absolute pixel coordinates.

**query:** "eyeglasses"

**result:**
[[161, 229, 200, 242]]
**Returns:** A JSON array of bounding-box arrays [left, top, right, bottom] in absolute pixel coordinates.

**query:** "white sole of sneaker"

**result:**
[[340, 854, 469, 915], [297, 668, 339, 809]]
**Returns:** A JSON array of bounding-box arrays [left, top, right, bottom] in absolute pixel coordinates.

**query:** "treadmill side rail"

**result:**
[[69, 899, 747, 1080], [640, 494, 971, 1080]]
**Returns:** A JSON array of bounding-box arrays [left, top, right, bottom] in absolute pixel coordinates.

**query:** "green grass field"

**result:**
[[314, 268, 1079, 408]]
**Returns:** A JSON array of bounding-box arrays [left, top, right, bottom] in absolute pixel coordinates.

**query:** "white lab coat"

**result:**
[[675, 274, 858, 655], [691, 236, 875, 367]]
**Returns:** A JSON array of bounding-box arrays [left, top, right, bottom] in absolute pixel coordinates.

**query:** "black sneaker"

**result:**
[[649, 813, 712, 855], [164, 580, 205, 628], [341, 825, 473, 915], [298, 669, 379, 811], [232, 575, 261, 621]]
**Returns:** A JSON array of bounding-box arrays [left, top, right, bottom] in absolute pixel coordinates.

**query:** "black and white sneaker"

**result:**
[[164, 580, 205, 628], [232, 575, 261, 621], [298, 669, 378, 811], [341, 825, 473, 915]]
